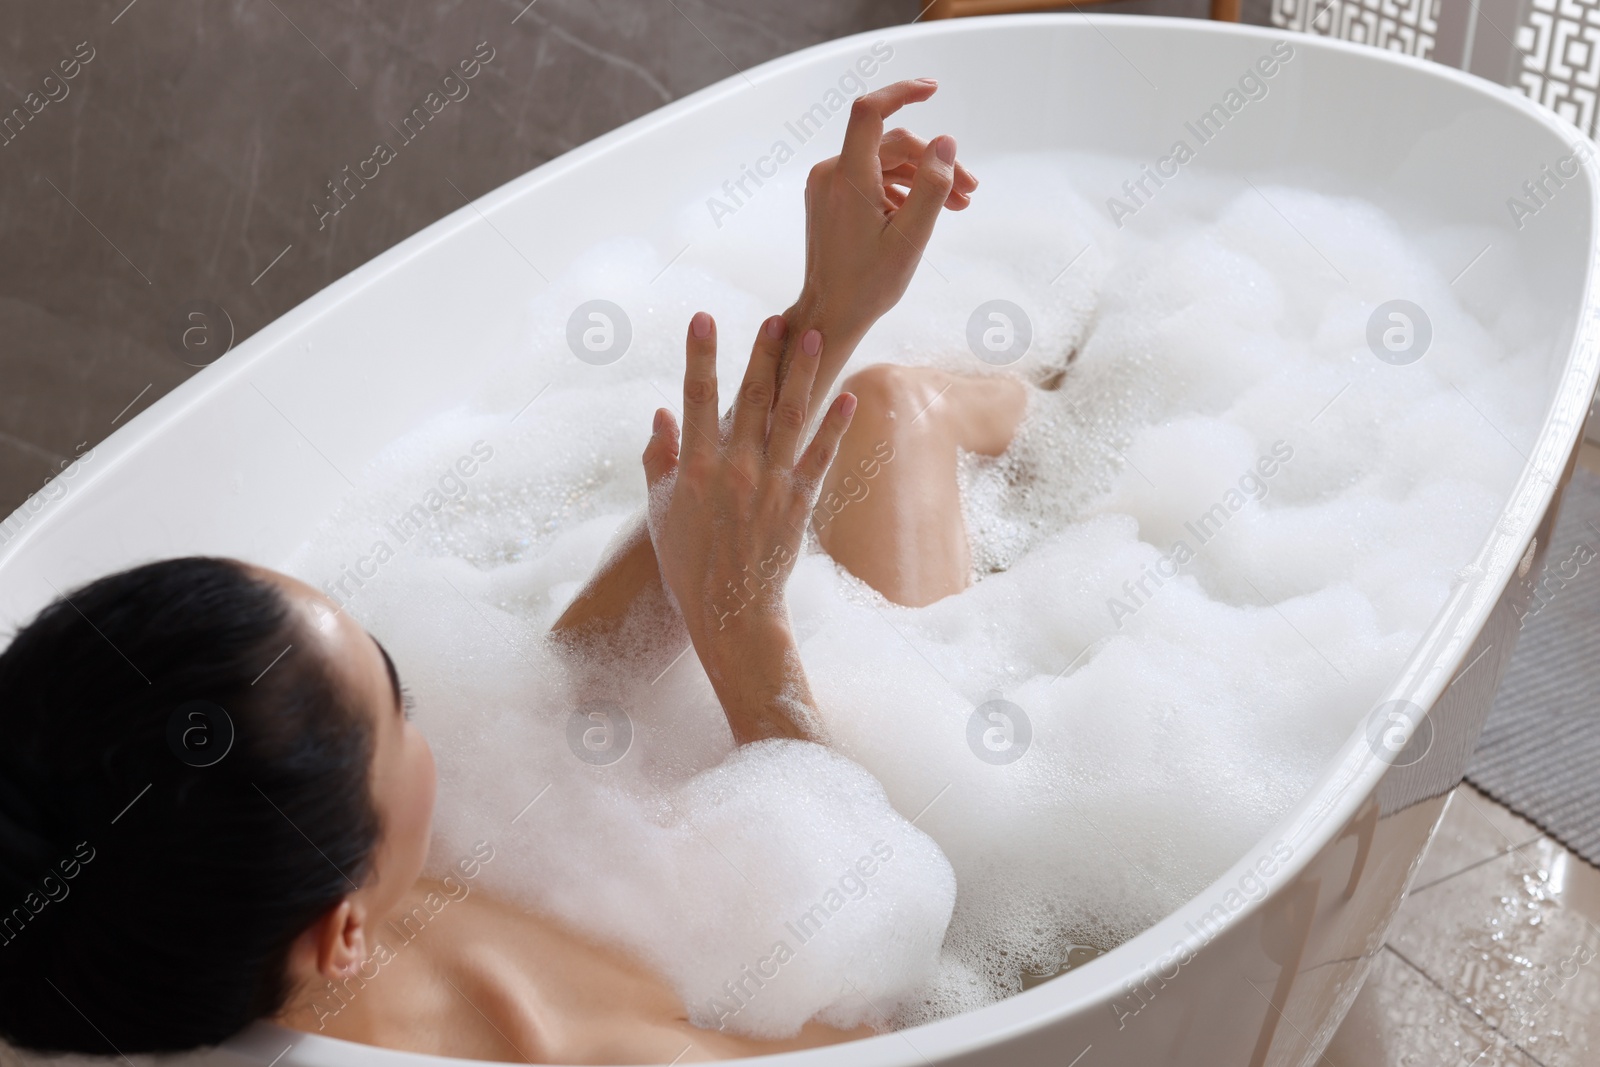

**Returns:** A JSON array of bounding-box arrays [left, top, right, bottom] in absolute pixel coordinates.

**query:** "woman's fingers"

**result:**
[[642, 407, 681, 487], [680, 311, 719, 458], [767, 327, 823, 467], [839, 79, 938, 188], [879, 129, 978, 197], [796, 392, 858, 487], [729, 314, 788, 454], [881, 163, 968, 212], [893, 134, 959, 253]]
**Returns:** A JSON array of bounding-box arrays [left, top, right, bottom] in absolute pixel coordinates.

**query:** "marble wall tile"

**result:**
[[0, 0, 1242, 516]]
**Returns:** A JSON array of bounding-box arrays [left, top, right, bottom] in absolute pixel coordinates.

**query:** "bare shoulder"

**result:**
[[284, 878, 874, 1062]]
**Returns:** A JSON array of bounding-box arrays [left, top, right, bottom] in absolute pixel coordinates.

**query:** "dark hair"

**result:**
[[0, 557, 381, 1053]]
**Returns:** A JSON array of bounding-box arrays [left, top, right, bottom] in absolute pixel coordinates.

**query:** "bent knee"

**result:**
[[837, 365, 950, 430]]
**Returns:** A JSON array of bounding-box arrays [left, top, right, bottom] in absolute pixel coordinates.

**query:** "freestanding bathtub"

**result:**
[[3, 13, 1596, 1067]]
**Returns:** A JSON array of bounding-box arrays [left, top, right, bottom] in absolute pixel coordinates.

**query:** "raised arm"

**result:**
[[551, 79, 976, 669], [641, 311, 854, 743], [775, 77, 976, 400]]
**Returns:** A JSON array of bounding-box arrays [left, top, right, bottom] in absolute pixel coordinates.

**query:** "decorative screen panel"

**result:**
[[1517, 0, 1600, 136], [1272, 0, 1600, 138], [1270, 0, 1441, 60]]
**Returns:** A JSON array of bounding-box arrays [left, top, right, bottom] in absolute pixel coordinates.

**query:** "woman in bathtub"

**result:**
[[0, 79, 1019, 1063]]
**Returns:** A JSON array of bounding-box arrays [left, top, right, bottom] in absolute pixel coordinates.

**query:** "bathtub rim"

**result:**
[[0, 12, 1593, 1067]]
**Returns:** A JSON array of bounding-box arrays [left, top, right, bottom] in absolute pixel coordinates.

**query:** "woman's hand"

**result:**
[[640, 311, 855, 742], [789, 78, 978, 357], [551, 79, 971, 700]]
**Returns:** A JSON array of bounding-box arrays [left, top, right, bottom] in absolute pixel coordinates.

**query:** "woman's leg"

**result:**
[[812, 365, 1026, 607], [551, 363, 1027, 660]]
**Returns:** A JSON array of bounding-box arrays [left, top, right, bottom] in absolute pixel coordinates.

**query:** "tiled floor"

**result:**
[[1325, 784, 1600, 1066], [1580, 441, 1600, 480], [1327, 444, 1600, 1063]]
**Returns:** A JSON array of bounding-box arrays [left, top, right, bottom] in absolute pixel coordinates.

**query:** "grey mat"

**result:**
[[1466, 463, 1600, 868]]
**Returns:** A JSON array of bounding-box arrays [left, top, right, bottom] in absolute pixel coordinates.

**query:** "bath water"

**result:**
[[286, 150, 1545, 1036]]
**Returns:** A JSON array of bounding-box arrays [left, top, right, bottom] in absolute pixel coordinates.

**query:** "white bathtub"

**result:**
[[5, 13, 1597, 1067]]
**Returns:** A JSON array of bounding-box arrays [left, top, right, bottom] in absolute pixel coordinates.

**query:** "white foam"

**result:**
[[284, 151, 1548, 1036]]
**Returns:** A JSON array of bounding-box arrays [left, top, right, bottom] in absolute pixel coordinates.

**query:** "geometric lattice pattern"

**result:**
[[1517, 0, 1600, 137], [1271, 0, 1440, 60]]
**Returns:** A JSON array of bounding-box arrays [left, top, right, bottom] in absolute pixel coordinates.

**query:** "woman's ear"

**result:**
[[316, 898, 370, 980], [284, 898, 370, 985]]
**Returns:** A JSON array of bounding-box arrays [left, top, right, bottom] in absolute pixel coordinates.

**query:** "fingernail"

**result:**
[[839, 392, 857, 417], [691, 311, 712, 339], [764, 315, 787, 340], [802, 329, 822, 357], [653, 409, 664, 434], [936, 135, 956, 165], [916, 77, 937, 86]]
